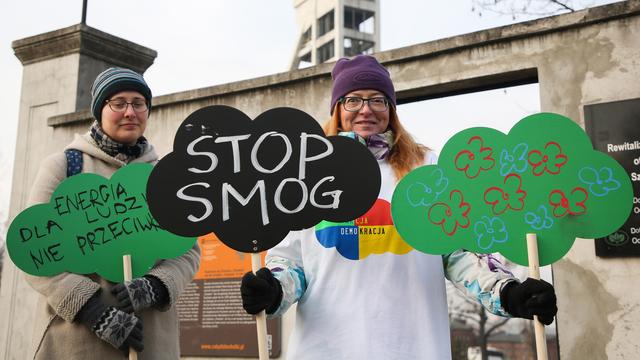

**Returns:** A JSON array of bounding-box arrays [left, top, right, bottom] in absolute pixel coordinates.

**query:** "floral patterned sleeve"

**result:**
[[442, 250, 517, 317], [264, 230, 308, 317], [266, 256, 307, 317]]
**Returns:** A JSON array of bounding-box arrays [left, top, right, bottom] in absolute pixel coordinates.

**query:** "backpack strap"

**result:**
[[64, 149, 83, 177]]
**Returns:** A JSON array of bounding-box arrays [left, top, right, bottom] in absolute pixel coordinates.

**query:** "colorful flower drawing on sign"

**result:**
[[548, 187, 588, 217], [474, 216, 509, 250], [499, 143, 529, 177], [483, 173, 527, 215], [528, 141, 568, 176], [454, 136, 495, 179], [315, 199, 412, 260], [428, 190, 471, 236], [405, 168, 449, 207], [391, 112, 633, 266], [524, 205, 554, 231], [578, 166, 621, 197]]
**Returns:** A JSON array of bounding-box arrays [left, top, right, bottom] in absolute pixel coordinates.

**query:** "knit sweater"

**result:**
[[24, 133, 200, 360]]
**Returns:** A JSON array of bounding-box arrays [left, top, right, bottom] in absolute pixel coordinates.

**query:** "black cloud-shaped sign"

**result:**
[[147, 106, 381, 253]]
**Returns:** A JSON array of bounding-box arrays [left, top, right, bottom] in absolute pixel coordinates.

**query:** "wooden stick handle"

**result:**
[[122, 255, 138, 360], [526, 234, 548, 360], [251, 252, 269, 360]]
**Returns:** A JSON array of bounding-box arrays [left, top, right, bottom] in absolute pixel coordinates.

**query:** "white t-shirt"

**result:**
[[268, 154, 455, 359]]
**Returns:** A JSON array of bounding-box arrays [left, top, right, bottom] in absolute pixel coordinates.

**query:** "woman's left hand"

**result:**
[[111, 276, 168, 312], [500, 278, 558, 325]]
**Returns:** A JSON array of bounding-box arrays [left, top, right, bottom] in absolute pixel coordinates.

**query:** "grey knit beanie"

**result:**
[[90, 67, 152, 121]]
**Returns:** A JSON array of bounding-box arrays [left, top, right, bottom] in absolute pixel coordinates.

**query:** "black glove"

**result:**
[[111, 275, 169, 313], [241, 268, 283, 315], [500, 278, 558, 325], [76, 294, 144, 353]]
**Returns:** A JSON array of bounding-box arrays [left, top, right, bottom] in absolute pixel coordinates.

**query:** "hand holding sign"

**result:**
[[391, 112, 633, 266], [146, 105, 381, 360], [392, 112, 633, 360], [7, 163, 197, 282]]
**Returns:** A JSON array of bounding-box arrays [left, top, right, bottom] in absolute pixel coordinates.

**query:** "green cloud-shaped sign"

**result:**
[[391, 113, 633, 266], [7, 163, 196, 282]]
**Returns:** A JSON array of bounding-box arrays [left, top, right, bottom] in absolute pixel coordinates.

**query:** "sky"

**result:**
[[0, 0, 621, 242]]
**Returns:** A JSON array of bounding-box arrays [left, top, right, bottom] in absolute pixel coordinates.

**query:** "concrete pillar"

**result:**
[[0, 24, 156, 359]]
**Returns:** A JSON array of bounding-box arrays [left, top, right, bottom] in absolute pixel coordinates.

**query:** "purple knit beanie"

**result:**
[[330, 55, 396, 114]]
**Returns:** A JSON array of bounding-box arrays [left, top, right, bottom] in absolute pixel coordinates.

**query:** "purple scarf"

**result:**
[[338, 130, 394, 160]]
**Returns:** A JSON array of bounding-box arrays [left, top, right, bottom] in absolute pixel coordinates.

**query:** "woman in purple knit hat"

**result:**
[[241, 55, 557, 359]]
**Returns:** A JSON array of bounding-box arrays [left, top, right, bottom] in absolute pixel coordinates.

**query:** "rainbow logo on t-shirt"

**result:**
[[315, 199, 413, 260]]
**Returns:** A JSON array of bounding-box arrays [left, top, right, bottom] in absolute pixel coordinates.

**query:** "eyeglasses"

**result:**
[[340, 96, 389, 112], [105, 98, 148, 113]]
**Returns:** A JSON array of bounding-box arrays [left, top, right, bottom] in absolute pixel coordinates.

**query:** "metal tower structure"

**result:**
[[290, 0, 380, 70]]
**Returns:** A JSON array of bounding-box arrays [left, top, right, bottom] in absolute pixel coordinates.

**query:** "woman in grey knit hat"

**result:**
[[24, 67, 200, 359]]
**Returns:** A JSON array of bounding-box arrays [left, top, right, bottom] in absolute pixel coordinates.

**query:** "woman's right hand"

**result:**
[[76, 294, 144, 353], [240, 268, 283, 315]]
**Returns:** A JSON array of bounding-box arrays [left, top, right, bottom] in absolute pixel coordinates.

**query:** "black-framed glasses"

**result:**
[[340, 96, 389, 112], [105, 98, 148, 113]]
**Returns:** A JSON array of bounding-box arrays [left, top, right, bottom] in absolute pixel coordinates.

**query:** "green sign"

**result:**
[[391, 113, 633, 266], [7, 163, 197, 282]]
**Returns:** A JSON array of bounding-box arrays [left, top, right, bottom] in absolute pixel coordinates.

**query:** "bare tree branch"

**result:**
[[549, 0, 576, 12], [486, 317, 510, 337], [451, 312, 480, 323], [470, 0, 601, 19]]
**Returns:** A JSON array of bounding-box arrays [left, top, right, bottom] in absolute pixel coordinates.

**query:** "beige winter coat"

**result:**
[[25, 133, 201, 359]]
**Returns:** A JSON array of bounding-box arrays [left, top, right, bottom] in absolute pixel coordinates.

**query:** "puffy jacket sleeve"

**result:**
[[442, 250, 517, 317], [265, 229, 308, 317], [425, 150, 515, 316], [23, 153, 101, 322]]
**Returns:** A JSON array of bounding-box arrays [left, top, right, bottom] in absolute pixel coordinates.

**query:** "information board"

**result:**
[[177, 233, 281, 357], [585, 98, 640, 257]]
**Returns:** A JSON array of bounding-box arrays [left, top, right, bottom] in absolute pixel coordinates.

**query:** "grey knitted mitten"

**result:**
[[112, 277, 157, 313], [92, 307, 143, 351]]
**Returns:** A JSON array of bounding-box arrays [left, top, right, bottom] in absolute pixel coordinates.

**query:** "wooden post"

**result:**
[[122, 255, 138, 360], [251, 252, 269, 360], [526, 234, 548, 360]]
